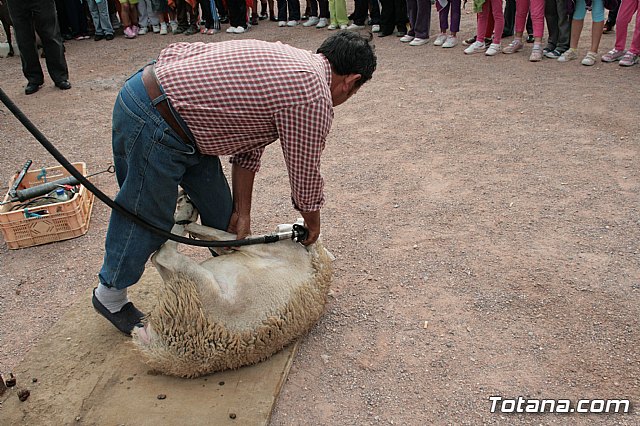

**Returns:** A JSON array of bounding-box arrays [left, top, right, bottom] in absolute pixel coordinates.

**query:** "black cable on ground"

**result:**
[[0, 87, 284, 247]]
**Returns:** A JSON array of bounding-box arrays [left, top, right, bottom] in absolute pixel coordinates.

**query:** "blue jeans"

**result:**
[[99, 70, 233, 290]]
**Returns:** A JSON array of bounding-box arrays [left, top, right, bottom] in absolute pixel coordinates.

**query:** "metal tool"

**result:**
[[3, 166, 115, 203]]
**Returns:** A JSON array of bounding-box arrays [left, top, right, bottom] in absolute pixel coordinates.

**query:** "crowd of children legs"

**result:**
[[44, 0, 638, 68]]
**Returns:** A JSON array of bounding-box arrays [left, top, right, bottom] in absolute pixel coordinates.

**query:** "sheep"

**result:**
[[132, 195, 333, 378]]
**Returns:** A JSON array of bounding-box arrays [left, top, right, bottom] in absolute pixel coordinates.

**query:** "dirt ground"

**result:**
[[0, 8, 639, 425]]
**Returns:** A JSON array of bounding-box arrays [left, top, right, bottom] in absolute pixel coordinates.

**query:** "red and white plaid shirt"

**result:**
[[154, 40, 334, 213]]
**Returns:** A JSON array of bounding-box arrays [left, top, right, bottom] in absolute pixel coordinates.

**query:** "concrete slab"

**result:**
[[0, 268, 297, 426]]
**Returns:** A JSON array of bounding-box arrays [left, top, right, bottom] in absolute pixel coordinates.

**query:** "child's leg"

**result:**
[[513, 0, 529, 38], [438, 2, 450, 34], [486, 1, 494, 39], [328, 0, 337, 24], [589, 0, 605, 52], [629, 9, 640, 54], [129, 0, 140, 25], [613, 0, 637, 51], [277, 0, 288, 21], [477, 2, 490, 40], [489, 0, 504, 42], [450, 0, 461, 35], [570, 0, 587, 48], [120, 0, 132, 27], [288, 0, 301, 20], [335, 0, 348, 24], [530, 0, 545, 41]]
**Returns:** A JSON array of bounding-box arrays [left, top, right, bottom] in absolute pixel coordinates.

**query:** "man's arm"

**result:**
[[227, 163, 255, 240]]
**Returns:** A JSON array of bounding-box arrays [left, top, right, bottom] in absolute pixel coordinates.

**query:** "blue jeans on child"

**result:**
[[98, 69, 233, 290]]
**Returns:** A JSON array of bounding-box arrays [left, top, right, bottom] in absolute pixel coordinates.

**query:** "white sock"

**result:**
[[95, 283, 129, 313]]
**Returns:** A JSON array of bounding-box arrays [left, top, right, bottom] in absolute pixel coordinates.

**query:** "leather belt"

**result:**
[[141, 65, 193, 145]]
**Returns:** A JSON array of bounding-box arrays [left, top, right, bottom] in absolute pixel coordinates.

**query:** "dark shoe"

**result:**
[[94, 34, 105, 41], [377, 31, 393, 37], [526, 34, 535, 43], [250, 16, 259, 25], [603, 22, 614, 33], [396, 31, 407, 37], [55, 80, 72, 90], [184, 25, 198, 35], [173, 26, 187, 34], [105, 33, 114, 40], [92, 288, 144, 336], [220, 15, 229, 23], [462, 35, 476, 46], [25, 83, 41, 95]]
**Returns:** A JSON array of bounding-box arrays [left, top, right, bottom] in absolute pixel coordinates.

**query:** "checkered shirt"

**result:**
[[154, 40, 334, 213]]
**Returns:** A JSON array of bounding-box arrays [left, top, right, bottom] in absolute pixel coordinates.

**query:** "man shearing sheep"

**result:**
[[93, 31, 377, 335]]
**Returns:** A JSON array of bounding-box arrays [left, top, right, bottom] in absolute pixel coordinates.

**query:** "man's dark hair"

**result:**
[[317, 31, 377, 88]]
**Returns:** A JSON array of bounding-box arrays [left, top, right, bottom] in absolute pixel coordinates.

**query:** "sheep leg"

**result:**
[[184, 222, 237, 241]]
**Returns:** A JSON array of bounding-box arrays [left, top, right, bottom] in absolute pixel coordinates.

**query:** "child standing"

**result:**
[[137, 0, 160, 33], [328, 0, 348, 29], [400, 0, 431, 46], [434, 0, 461, 48], [502, 0, 545, 61], [543, 0, 571, 58], [277, 0, 301, 26], [601, 0, 640, 66], [88, 0, 115, 40], [464, 0, 504, 55], [557, 0, 605, 65], [119, 0, 140, 37]]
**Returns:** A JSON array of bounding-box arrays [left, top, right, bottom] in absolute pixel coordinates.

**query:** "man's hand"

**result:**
[[227, 211, 251, 240], [300, 210, 320, 246]]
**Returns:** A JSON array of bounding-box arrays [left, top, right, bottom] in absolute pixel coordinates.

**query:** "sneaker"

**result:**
[[503, 39, 523, 54], [433, 33, 447, 46], [339, 24, 348, 30], [371, 24, 380, 32], [601, 49, 625, 62], [399, 34, 414, 42], [581, 51, 598, 66], [529, 46, 543, 62], [160, 22, 168, 35], [233, 26, 246, 33], [316, 18, 328, 28], [152, 24, 160, 33], [287, 20, 298, 26], [525, 34, 535, 43], [105, 33, 114, 40], [226, 26, 237, 33], [462, 35, 476, 46], [544, 48, 561, 59], [464, 40, 486, 54], [124, 26, 136, 38], [409, 37, 428, 46], [138, 26, 148, 35], [278, 21, 286, 27], [484, 37, 493, 48], [442, 35, 458, 48], [619, 51, 639, 66], [347, 23, 366, 30], [557, 49, 577, 62], [327, 23, 338, 30], [485, 43, 501, 56], [173, 26, 186, 34], [170, 20, 178, 32], [303, 16, 320, 26]]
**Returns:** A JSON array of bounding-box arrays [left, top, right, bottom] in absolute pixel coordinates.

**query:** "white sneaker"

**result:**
[[316, 17, 328, 28], [170, 20, 178, 32], [464, 40, 486, 54], [347, 23, 365, 30], [287, 20, 298, 26], [159, 22, 168, 34], [303, 16, 320, 26], [233, 26, 246, 33], [409, 37, 428, 46], [339, 24, 348, 29], [371, 24, 380, 32], [399, 34, 414, 42], [226, 26, 237, 33], [442, 35, 458, 48], [278, 21, 286, 27], [433, 33, 447, 46], [485, 43, 502, 56], [327, 23, 338, 30], [152, 24, 160, 33], [138, 26, 148, 35]]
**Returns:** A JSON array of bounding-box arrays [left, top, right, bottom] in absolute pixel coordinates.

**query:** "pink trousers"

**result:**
[[615, 0, 640, 54], [476, 0, 504, 43], [515, 0, 545, 38]]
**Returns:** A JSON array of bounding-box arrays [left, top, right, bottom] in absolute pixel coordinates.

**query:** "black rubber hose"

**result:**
[[0, 87, 281, 247]]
